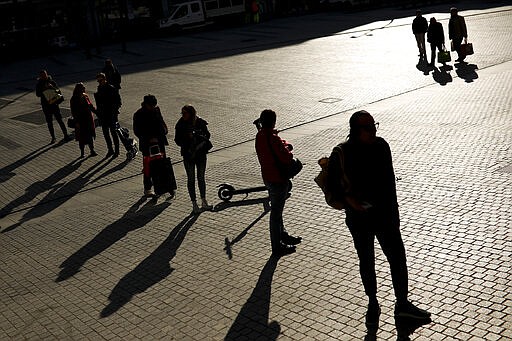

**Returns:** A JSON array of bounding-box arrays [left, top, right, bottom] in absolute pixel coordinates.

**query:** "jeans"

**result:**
[[101, 124, 119, 153], [265, 181, 289, 253], [346, 210, 408, 303], [184, 155, 207, 201], [415, 33, 426, 55], [43, 106, 68, 139]]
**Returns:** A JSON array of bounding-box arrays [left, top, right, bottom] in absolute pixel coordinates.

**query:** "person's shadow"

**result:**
[[100, 213, 199, 318], [56, 197, 170, 282], [0, 144, 53, 184], [432, 64, 453, 86], [455, 62, 479, 83], [415, 58, 431, 76], [0, 157, 83, 220], [2, 158, 111, 233], [395, 316, 432, 341], [224, 256, 280, 341]]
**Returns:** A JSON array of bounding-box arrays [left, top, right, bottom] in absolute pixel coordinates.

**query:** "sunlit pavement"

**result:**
[[1, 1, 511, 340]]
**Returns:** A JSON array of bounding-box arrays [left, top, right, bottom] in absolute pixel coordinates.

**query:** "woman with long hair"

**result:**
[[70, 83, 97, 158]]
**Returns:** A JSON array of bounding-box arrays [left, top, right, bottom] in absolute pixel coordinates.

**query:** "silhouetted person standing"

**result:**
[[35, 70, 70, 144], [412, 10, 428, 61], [449, 7, 468, 62], [102, 59, 121, 90], [95, 72, 121, 158], [328, 110, 431, 328], [70, 83, 97, 158], [427, 17, 445, 66], [255, 109, 302, 257]]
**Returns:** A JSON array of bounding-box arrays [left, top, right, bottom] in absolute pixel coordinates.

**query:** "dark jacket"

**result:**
[[412, 16, 428, 34], [427, 22, 445, 45], [255, 128, 293, 184], [175, 117, 211, 160], [133, 106, 168, 154], [328, 137, 398, 219], [36, 76, 60, 111], [102, 65, 121, 90], [94, 83, 121, 126], [70, 94, 96, 143], [449, 15, 467, 39]]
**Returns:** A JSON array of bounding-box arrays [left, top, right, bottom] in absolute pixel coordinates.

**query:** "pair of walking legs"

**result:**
[[101, 124, 119, 156], [415, 33, 427, 59], [430, 43, 443, 65]]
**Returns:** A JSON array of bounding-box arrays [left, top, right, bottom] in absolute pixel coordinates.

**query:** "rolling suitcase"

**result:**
[[115, 122, 138, 160], [148, 145, 177, 195]]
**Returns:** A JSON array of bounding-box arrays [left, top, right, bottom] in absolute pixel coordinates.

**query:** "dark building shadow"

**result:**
[[432, 64, 453, 85], [0, 144, 53, 184], [1, 158, 112, 233], [395, 316, 432, 341], [56, 197, 169, 282], [100, 213, 199, 318], [455, 62, 479, 83], [225, 256, 280, 341]]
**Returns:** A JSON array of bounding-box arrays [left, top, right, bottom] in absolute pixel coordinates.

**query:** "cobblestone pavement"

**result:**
[[1, 1, 511, 340]]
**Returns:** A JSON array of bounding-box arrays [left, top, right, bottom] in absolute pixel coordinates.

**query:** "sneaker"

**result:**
[[272, 244, 296, 257], [192, 201, 201, 214], [112, 152, 119, 158], [201, 198, 213, 211], [106, 150, 114, 157], [144, 189, 155, 197], [63, 135, 72, 142], [90, 151, 98, 157], [282, 234, 302, 245], [395, 301, 431, 319], [168, 190, 176, 200], [365, 303, 381, 328]]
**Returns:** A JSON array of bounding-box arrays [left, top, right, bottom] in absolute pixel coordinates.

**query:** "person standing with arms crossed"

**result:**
[[327, 110, 431, 327]]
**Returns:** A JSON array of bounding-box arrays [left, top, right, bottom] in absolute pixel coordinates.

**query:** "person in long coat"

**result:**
[[70, 83, 97, 158], [427, 17, 445, 66]]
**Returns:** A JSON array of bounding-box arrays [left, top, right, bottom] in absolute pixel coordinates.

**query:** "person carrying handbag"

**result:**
[[427, 17, 446, 66], [174, 105, 213, 214], [35, 70, 71, 144], [255, 109, 302, 257]]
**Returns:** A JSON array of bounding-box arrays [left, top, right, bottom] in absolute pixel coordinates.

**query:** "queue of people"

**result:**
[[412, 7, 470, 66]]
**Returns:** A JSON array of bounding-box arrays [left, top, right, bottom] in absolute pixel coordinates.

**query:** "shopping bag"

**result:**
[[437, 50, 451, 63], [43, 88, 64, 105], [461, 43, 474, 55]]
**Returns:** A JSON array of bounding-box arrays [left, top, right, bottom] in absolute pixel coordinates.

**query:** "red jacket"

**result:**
[[255, 128, 293, 184]]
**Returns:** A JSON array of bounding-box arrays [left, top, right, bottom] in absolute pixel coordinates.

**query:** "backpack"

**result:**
[[314, 144, 346, 210]]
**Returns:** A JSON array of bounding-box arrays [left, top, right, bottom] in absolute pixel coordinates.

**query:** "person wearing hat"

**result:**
[[133, 95, 170, 197], [448, 7, 468, 62]]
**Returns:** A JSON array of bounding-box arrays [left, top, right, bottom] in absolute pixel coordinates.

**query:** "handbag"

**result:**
[[43, 88, 64, 105], [314, 145, 345, 210], [266, 133, 302, 179], [67, 117, 75, 128], [461, 42, 474, 55], [437, 50, 451, 63]]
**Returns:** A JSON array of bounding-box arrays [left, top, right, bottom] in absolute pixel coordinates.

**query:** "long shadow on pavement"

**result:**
[[455, 62, 479, 83], [56, 197, 169, 282], [1, 157, 112, 233], [0, 144, 53, 184], [100, 212, 199, 318], [224, 256, 280, 341]]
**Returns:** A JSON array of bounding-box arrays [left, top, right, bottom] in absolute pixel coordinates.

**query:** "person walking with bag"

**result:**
[[175, 105, 213, 214], [255, 109, 302, 257], [427, 17, 446, 66], [70, 83, 97, 158], [327, 110, 431, 328], [35, 70, 70, 144], [449, 7, 468, 62], [133, 95, 174, 197], [95, 72, 121, 158], [412, 10, 428, 61]]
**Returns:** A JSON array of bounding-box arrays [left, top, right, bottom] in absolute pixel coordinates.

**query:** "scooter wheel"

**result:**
[[218, 184, 235, 201]]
